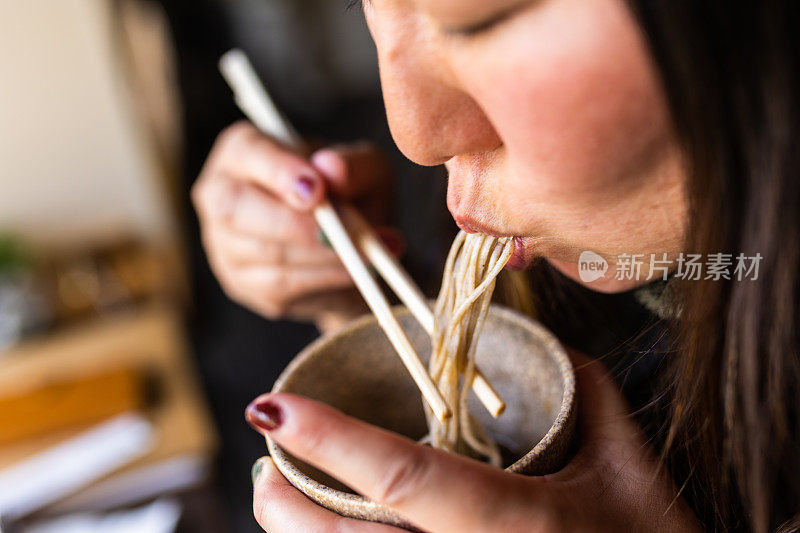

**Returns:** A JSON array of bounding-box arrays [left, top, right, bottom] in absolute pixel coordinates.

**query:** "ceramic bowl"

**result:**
[[267, 305, 576, 531]]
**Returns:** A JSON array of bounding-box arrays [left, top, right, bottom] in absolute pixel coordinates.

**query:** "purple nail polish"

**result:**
[[245, 398, 283, 433], [294, 175, 317, 203]]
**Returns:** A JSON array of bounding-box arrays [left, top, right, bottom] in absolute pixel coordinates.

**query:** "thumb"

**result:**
[[567, 350, 646, 454], [310, 142, 393, 200]]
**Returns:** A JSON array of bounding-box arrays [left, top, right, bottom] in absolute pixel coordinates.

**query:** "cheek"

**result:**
[[452, 0, 674, 213]]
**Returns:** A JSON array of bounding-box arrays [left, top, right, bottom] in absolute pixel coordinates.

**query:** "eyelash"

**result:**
[[444, 9, 517, 39], [345, 0, 362, 11], [343, 1, 515, 38]]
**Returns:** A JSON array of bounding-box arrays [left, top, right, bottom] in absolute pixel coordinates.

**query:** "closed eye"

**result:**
[[441, 1, 533, 38]]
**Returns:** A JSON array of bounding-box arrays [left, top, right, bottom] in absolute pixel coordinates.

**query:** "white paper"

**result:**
[[0, 413, 154, 520]]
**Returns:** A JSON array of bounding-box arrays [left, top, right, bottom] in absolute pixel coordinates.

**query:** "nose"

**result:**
[[371, 15, 502, 166]]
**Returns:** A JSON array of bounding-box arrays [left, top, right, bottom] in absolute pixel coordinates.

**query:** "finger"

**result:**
[[288, 288, 368, 324], [311, 142, 392, 200], [212, 224, 404, 267], [221, 264, 354, 319], [557, 357, 698, 530], [214, 182, 321, 245], [213, 121, 326, 211], [246, 394, 547, 533], [555, 350, 656, 489], [233, 264, 354, 298], [253, 457, 401, 532], [209, 227, 342, 268], [374, 227, 407, 258], [568, 350, 642, 447]]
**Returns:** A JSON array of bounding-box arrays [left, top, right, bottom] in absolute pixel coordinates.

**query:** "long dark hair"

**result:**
[[625, 2, 800, 531]]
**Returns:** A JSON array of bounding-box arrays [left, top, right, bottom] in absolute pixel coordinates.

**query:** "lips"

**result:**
[[452, 218, 536, 271], [504, 237, 537, 271], [452, 214, 539, 270]]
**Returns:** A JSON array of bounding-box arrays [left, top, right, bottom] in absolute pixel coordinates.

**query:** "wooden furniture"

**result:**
[[0, 303, 217, 514]]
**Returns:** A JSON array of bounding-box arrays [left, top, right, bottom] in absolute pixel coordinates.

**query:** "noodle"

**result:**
[[424, 231, 514, 466]]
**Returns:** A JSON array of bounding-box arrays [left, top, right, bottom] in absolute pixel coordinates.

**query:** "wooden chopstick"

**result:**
[[343, 207, 506, 418], [313, 204, 450, 421], [220, 50, 451, 422]]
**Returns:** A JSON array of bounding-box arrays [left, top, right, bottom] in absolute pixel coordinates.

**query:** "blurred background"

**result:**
[[0, 1, 450, 531]]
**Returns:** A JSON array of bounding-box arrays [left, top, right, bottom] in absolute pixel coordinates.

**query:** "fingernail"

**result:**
[[294, 175, 317, 204], [317, 229, 332, 249], [251, 457, 267, 485], [376, 227, 406, 257], [311, 149, 345, 180], [245, 398, 283, 434]]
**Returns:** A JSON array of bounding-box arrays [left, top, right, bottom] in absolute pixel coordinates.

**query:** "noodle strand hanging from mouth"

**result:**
[[424, 231, 514, 466]]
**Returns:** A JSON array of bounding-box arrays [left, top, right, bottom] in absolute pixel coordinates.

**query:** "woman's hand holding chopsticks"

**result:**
[[192, 122, 402, 332]]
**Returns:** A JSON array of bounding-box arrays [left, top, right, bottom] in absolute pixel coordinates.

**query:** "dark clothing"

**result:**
[[528, 262, 674, 427]]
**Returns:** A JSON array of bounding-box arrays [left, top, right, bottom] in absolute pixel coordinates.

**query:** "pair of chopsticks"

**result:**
[[219, 50, 505, 422]]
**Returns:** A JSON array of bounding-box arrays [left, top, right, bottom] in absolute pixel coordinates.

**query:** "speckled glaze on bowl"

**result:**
[[266, 305, 576, 531]]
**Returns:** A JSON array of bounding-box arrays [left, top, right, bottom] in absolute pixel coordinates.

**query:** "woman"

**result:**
[[192, 0, 799, 530]]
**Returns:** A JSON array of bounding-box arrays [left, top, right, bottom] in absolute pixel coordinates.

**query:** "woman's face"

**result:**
[[363, 0, 687, 292]]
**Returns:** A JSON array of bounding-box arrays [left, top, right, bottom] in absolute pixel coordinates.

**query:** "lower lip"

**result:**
[[504, 237, 531, 271]]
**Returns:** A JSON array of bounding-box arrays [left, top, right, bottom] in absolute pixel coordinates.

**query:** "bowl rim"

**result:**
[[267, 304, 575, 529]]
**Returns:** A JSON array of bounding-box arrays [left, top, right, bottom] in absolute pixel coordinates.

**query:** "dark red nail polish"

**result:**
[[376, 227, 406, 257], [245, 398, 283, 433], [294, 175, 317, 203]]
